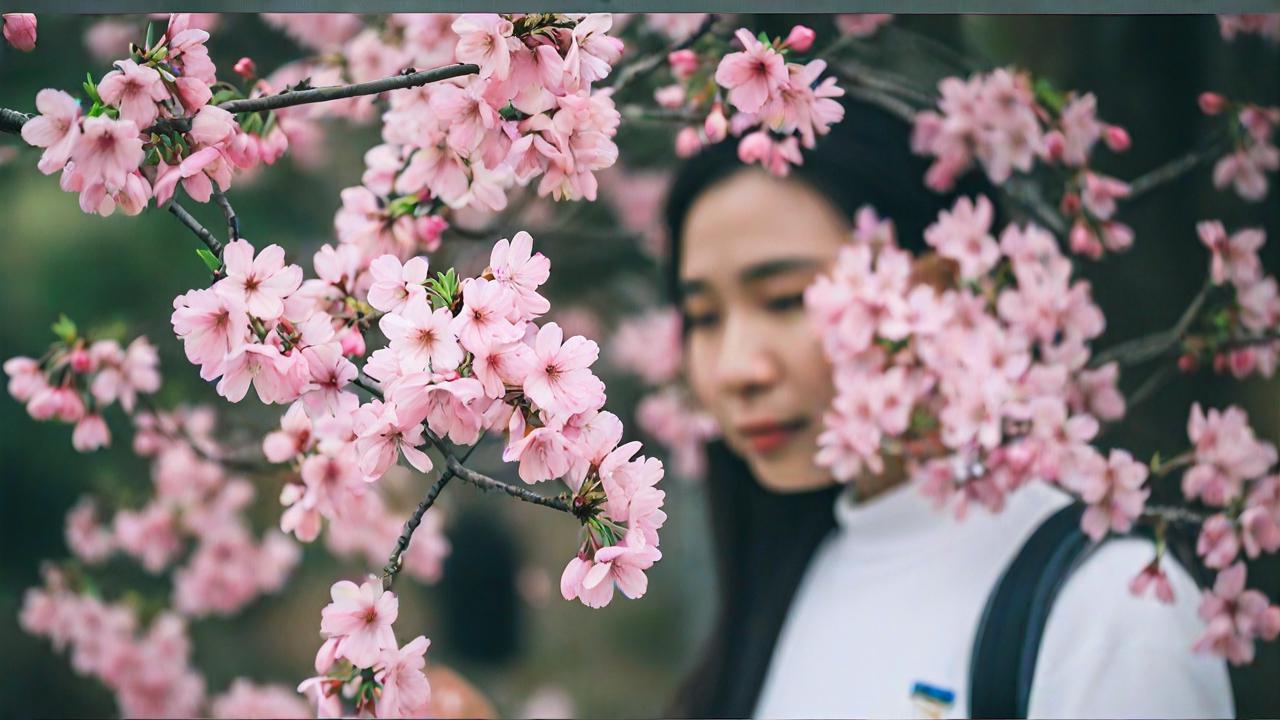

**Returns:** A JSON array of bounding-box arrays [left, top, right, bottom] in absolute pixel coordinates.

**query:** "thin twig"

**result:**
[[0, 64, 479, 138], [1089, 279, 1210, 369], [1126, 363, 1177, 412], [445, 453, 573, 514], [212, 191, 240, 244], [1141, 503, 1208, 526], [1127, 133, 1230, 201], [167, 201, 223, 256]]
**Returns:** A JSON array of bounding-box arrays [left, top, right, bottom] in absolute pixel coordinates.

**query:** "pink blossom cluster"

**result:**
[[1190, 221, 1280, 379], [287, 13, 626, 264], [21, 566, 206, 717], [608, 308, 719, 479], [302, 578, 432, 718], [912, 71, 1135, 258], [5, 328, 160, 452], [19, 14, 299, 217], [1185, 404, 1280, 568], [1200, 93, 1279, 202], [1194, 562, 1280, 665], [2, 12, 36, 51], [166, 226, 665, 607], [1218, 14, 1280, 43], [805, 200, 1132, 533], [661, 25, 845, 177]]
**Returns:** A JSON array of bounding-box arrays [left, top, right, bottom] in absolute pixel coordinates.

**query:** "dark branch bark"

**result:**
[[167, 201, 224, 257], [212, 191, 240, 243]]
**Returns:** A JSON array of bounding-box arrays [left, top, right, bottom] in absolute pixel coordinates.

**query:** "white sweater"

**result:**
[[752, 481, 1235, 719]]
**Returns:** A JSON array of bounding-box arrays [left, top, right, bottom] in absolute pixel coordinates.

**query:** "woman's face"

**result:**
[[679, 169, 844, 494]]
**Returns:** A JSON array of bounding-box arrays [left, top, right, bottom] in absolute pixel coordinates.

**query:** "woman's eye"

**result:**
[[764, 293, 806, 313], [684, 311, 720, 329]]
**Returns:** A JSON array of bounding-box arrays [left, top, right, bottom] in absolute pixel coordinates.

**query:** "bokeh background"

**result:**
[[1, 12, 1278, 719]]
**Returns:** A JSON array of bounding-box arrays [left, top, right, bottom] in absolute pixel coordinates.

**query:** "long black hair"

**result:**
[[663, 98, 1002, 718]]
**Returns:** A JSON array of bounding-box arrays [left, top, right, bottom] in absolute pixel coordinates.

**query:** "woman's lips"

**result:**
[[736, 419, 808, 455]]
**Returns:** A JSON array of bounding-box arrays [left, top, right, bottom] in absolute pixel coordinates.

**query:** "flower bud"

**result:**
[[1177, 353, 1199, 374], [654, 84, 685, 109], [1198, 92, 1226, 116], [340, 327, 367, 357], [675, 126, 703, 158], [784, 25, 817, 53], [704, 105, 728, 143], [1103, 125, 1131, 152], [1059, 191, 1081, 215], [737, 131, 774, 165], [1068, 220, 1102, 260], [233, 56, 257, 79], [667, 49, 698, 80], [1041, 130, 1066, 162], [2, 14, 37, 52], [69, 348, 93, 374]]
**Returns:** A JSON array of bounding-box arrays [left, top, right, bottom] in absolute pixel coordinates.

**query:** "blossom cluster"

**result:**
[[608, 307, 718, 479], [1200, 93, 1279, 202], [2, 12, 36, 51], [168, 228, 666, 607], [301, 578, 431, 718], [5, 319, 160, 451], [19, 14, 291, 217], [265, 12, 628, 263], [1187, 221, 1280, 378], [21, 564, 307, 717], [806, 199, 1128, 526], [912, 70, 1134, 259], [657, 25, 846, 177]]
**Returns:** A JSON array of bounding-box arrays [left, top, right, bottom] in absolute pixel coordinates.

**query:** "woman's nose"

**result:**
[[714, 310, 778, 395]]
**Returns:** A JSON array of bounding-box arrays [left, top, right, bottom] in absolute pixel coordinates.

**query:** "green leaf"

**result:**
[[1033, 77, 1066, 113], [144, 22, 154, 51], [196, 247, 223, 273], [51, 313, 78, 343], [1149, 451, 1162, 471], [757, 30, 771, 45]]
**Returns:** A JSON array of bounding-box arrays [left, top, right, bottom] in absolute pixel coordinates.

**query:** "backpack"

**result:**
[[967, 502, 1097, 719]]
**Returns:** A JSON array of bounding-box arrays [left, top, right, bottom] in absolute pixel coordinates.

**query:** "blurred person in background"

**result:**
[[662, 98, 1236, 719]]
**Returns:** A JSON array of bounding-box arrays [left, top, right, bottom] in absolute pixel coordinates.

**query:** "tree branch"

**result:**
[[1, 64, 479, 138], [212, 191, 240, 244], [167, 200, 224, 257], [445, 452, 573, 514]]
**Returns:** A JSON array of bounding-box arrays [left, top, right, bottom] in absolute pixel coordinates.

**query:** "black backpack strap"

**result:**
[[968, 502, 1096, 719]]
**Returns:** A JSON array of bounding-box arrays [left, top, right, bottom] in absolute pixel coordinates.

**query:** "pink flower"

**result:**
[[352, 399, 432, 480], [367, 255, 430, 314], [189, 105, 237, 147], [1066, 448, 1150, 541], [375, 636, 432, 719], [1214, 143, 1279, 202], [451, 277, 522, 353], [490, 231, 551, 321], [300, 343, 358, 416], [319, 578, 398, 669], [1197, 514, 1242, 570], [1129, 559, 1176, 604], [2, 13, 36, 51], [65, 498, 115, 564], [503, 412, 573, 484], [21, 89, 81, 174], [72, 414, 111, 452], [5, 356, 48, 402], [216, 342, 304, 405], [561, 532, 661, 608], [468, 335, 535, 399], [1185, 403, 1278, 506], [674, 126, 702, 157], [114, 503, 182, 573], [263, 401, 312, 462], [1194, 562, 1280, 665], [97, 59, 168, 130], [1198, 221, 1265, 287], [924, 195, 999, 281], [452, 14, 515, 80], [71, 116, 143, 191], [214, 239, 304, 321], [737, 130, 803, 177], [715, 28, 787, 114], [564, 14, 624, 91], [380, 296, 464, 374], [171, 287, 249, 380], [523, 322, 606, 419], [1080, 172, 1130, 221]]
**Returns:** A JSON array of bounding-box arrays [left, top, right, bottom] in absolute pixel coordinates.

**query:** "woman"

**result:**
[[664, 99, 1235, 718]]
